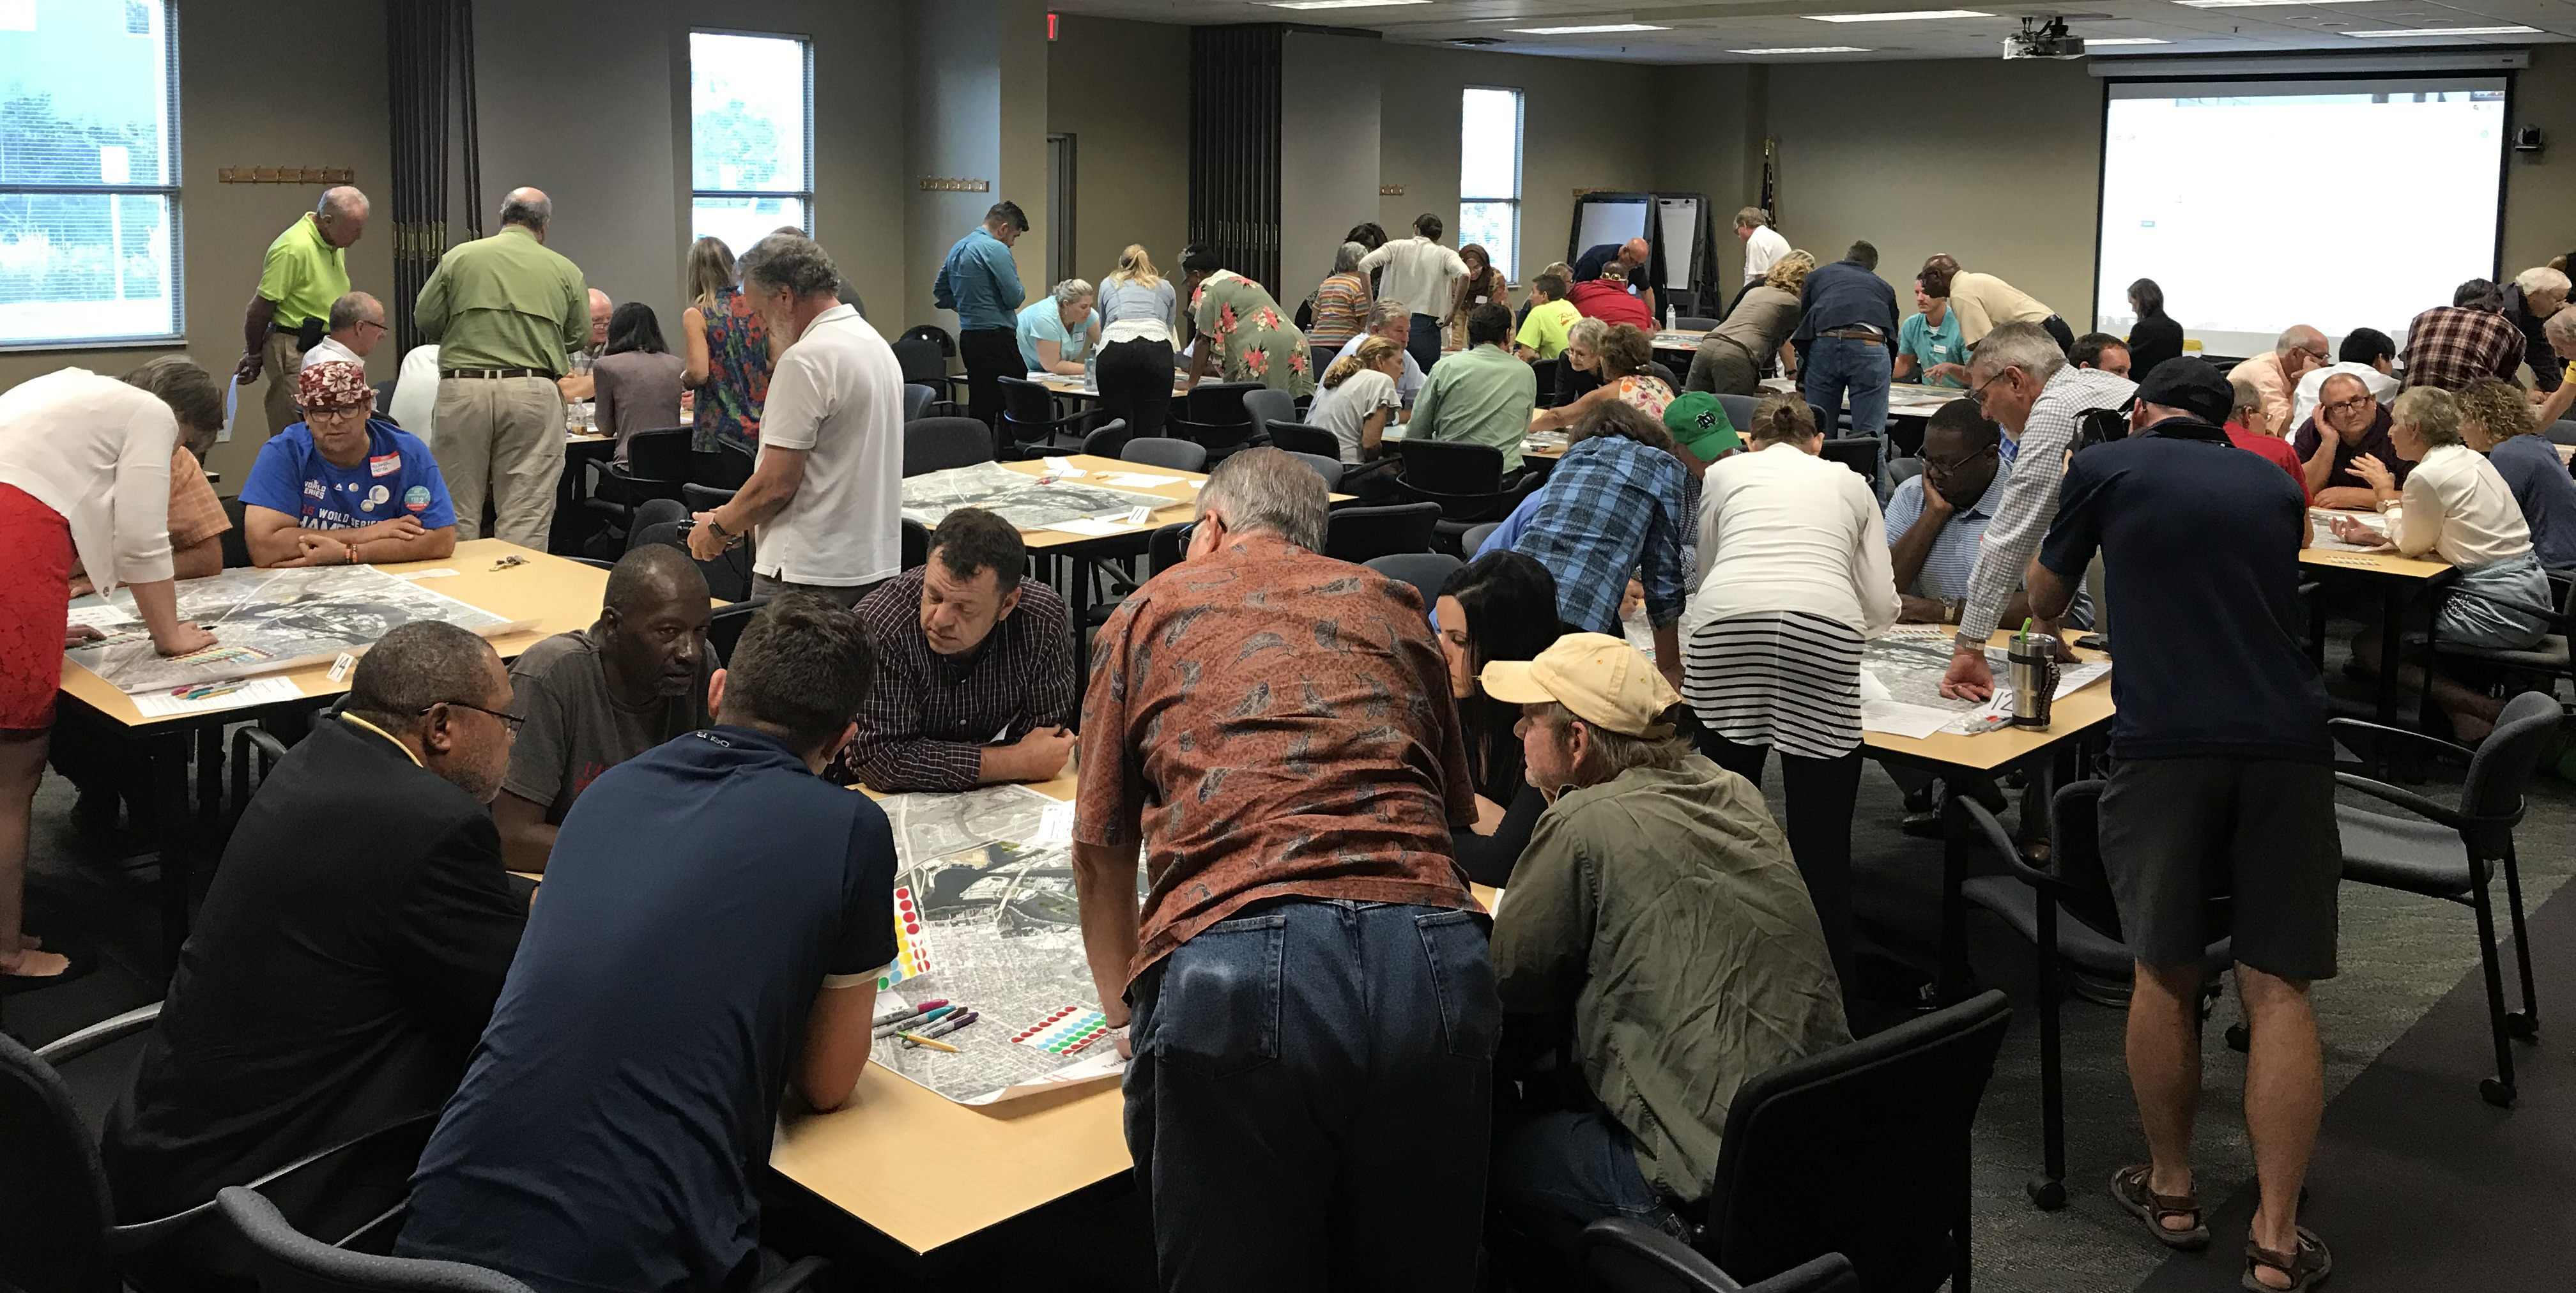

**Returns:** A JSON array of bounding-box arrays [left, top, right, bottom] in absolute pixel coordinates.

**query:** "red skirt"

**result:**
[[0, 484, 72, 730]]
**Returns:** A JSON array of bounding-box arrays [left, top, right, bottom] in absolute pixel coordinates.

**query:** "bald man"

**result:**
[[2227, 325, 2329, 434], [492, 545, 713, 873], [238, 185, 370, 437], [302, 291, 387, 372], [414, 187, 592, 547], [558, 288, 615, 402]]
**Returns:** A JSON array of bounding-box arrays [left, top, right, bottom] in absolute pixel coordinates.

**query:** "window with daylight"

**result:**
[[1457, 86, 1524, 283], [0, 0, 183, 348], [689, 31, 813, 256]]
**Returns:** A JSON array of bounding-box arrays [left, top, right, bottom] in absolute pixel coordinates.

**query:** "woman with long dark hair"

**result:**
[[1435, 551, 1568, 886], [593, 302, 686, 459], [2125, 277, 2184, 374]]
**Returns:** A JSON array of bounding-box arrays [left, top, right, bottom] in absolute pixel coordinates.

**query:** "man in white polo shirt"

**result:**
[[1735, 208, 1790, 305], [689, 234, 901, 607]]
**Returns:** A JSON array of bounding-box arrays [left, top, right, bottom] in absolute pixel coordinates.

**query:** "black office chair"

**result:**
[[902, 519, 930, 570], [3, 1007, 441, 1293], [2333, 692, 2561, 1106], [627, 499, 689, 553], [372, 379, 399, 421], [220, 495, 254, 569], [1243, 388, 1297, 445], [566, 556, 615, 571], [2545, 419, 2576, 447], [1148, 521, 1195, 575], [1698, 990, 2010, 1293], [1266, 421, 1341, 460], [1079, 418, 1132, 459], [1529, 358, 1565, 407], [1818, 437, 1882, 493], [632, 505, 752, 603], [1956, 786, 2230, 1209], [1887, 457, 1924, 490], [901, 383, 937, 423], [1648, 361, 1681, 391], [680, 482, 734, 516], [1675, 316, 1722, 332], [1460, 520, 1503, 556], [1586, 1220, 1859, 1293], [2422, 574, 2575, 716], [1716, 393, 1760, 432], [1120, 438, 1208, 473], [586, 428, 691, 539], [694, 442, 756, 491], [219, 1188, 833, 1293], [892, 335, 960, 415], [1363, 553, 1461, 616], [1282, 451, 1344, 491], [999, 377, 1097, 459], [1324, 501, 1440, 563], [705, 599, 767, 666], [904, 417, 997, 477], [1169, 381, 1260, 460], [1395, 440, 1526, 553], [1310, 344, 1338, 381]]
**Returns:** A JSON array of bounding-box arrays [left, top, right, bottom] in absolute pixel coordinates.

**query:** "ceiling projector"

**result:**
[[2003, 16, 2086, 59]]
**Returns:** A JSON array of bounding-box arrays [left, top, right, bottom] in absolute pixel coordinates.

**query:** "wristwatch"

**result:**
[[1942, 599, 1963, 625]]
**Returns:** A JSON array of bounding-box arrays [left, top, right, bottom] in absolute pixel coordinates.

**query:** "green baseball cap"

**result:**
[[1663, 391, 1739, 461]]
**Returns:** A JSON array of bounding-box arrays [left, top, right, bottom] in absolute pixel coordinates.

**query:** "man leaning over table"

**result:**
[[238, 362, 457, 569], [838, 507, 1075, 793], [236, 186, 368, 438], [691, 234, 904, 608], [1938, 322, 2136, 701], [413, 187, 589, 548]]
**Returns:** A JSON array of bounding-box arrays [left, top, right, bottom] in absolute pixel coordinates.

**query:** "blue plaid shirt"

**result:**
[[1512, 435, 1691, 635]]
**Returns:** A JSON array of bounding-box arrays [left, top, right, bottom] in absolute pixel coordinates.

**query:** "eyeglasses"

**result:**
[[1920, 445, 1997, 474], [1968, 369, 2014, 411], [2324, 394, 2375, 415], [422, 700, 525, 733]]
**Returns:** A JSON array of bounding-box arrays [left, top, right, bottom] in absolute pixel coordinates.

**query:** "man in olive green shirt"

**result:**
[[415, 187, 590, 549], [1408, 303, 1538, 473], [236, 187, 369, 440], [1480, 634, 1847, 1277]]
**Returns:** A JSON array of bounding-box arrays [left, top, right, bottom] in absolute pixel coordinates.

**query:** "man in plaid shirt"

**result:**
[[1509, 403, 1692, 688], [2400, 279, 2526, 392]]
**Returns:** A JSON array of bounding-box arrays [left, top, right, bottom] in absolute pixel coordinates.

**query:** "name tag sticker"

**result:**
[[369, 453, 401, 477], [328, 652, 356, 682]]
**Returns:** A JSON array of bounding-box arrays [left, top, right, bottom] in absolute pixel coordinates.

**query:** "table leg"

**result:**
[[2375, 583, 2407, 779], [195, 725, 223, 842], [1936, 780, 1972, 1004], [151, 732, 193, 975]]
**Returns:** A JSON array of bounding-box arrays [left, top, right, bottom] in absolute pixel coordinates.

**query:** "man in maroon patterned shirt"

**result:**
[[2401, 279, 2527, 392], [1073, 448, 1497, 1292]]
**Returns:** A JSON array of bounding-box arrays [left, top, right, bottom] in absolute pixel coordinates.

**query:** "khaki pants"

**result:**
[[749, 571, 878, 609], [433, 375, 564, 547], [261, 329, 305, 435]]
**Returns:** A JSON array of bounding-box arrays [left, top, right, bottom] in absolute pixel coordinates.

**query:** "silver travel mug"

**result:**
[[2006, 644, 2057, 730]]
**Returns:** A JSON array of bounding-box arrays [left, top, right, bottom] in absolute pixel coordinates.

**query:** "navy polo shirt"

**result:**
[[397, 725, 897, 1292], [2039, 418, 2329, 763]]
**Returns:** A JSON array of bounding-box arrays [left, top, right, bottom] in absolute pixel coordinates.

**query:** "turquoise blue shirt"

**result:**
[[1899, 310, 1969, 387], [933, 227, 1025, 332], [1015, 298, 1099, 372]]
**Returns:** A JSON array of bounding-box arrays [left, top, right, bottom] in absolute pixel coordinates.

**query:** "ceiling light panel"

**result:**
[[1806, 9, 1992, 20], [1506, 22, 1671, 33], [1729, 44, 1875, 51], [2342, 24, 2540, 34]]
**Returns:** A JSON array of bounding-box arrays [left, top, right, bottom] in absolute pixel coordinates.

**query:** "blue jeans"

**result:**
[[1802, 335, 1892, 440], [1491, 1108, 1690, 1282], [1124, 898, 1501, 1292]]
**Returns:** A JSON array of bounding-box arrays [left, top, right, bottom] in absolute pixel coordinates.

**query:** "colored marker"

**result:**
[[917, 1010, 979, 1041], [875, 1004, 956, 1037], [870, 998, 949, 1036], [897, 1033, 960, 1053]]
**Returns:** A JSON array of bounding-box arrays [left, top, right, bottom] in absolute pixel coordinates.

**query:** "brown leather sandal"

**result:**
[[2111, 1164, 2210, 1250], [2242, 1227, 2331, 1292]]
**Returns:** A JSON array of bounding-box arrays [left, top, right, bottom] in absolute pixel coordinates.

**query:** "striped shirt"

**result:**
[[1954, 365, 2136, 648], [1512, 434, 1692, 636], [1684, 611, 1868, 760]]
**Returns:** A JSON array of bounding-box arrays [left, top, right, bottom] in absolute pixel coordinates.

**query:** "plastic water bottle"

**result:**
[[1084, 348, 1099, 392], [1664, 304, 1677, 331]]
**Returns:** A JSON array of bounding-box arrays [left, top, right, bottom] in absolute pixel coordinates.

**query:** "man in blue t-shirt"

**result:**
[[239, 360, 457, 567], [2028, 358, 2336, 1292], [1894, 276, 1970, 388], [397, 595, 896, 1293]]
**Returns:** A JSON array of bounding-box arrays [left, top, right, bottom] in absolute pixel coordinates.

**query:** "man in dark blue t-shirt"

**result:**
[[2028, 358, 2337, 1292], [397, 595, 894, 1293]]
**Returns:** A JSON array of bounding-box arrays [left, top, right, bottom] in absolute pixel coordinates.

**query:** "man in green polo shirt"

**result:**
[[236, 186, 369, 438], [415, 187, 590, 549], [1409, 302, 1539, 473]]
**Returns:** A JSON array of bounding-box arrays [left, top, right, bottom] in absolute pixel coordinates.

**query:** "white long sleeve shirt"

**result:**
[[0, 369, 176, 592], [1358, 237, 1469, 326], [2398, 443, 2532, 569], [1688, 441, 1901, 637]]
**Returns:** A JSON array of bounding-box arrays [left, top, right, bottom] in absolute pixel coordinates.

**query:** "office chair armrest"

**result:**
[[234, 726, 289, 765], [1581, 1217, 1747, 1291], [33, 1002, 162, 1066], [109, 1109, 446, 1252], [2326, 717, 2476, 765], [1956, 798, 2063, 892], [746, 1257, 833, 1293], [2331, 772, 2474, 832]]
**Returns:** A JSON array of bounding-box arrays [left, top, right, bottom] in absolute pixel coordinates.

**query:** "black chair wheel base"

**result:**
[[2026, 1175, 2068, 1211], [2506, 1011, 2538, 1042], [2481, 1077, 2517, 1108], [2225, 1023, 2250, 1053]]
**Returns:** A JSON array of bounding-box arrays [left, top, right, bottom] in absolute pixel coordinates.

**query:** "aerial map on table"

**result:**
[[64, 565, 517, 695], [901, 461, 1172, 532], [1859, 626, 2111, 738], [868, 784, 1146, 1106]]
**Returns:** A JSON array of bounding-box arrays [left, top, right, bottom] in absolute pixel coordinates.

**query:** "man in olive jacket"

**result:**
[[1480, 633, 1848, 1274]]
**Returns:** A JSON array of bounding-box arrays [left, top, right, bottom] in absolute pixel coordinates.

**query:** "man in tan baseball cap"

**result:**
[[1480, 632, 1848, 1279]]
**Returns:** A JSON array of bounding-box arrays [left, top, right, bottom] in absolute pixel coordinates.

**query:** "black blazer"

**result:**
[[103, 714, 526, 1223], [2127, 316, 2186, 376]]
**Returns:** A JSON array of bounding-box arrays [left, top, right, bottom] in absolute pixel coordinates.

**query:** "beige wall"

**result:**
[[1652, 63, 1766, 294], [1045, 17, 1190, 289], [2503, 45, 2576, 277], [904, 0, 1050, 335], [1281, 31, 1384, 303], [1377, 44, 1660, 299], [0, 0, 393, 486]]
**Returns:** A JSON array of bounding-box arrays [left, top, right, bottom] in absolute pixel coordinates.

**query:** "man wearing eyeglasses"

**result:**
[[104, 622, 528, 1250], [303, 291, 390, 373], [2290, 372, 2407, 510], [1940, 322, 2136, 701], [2225, 326, 2329, 434]]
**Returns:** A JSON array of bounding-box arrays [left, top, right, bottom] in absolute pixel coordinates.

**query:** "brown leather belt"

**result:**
[[1819, 328, 1885, 346], [440, 368, 551, 379]]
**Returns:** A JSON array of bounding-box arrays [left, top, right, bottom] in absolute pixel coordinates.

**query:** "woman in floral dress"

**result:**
[[1179, 245, 1315, 398], [680, 236, 770, 456]]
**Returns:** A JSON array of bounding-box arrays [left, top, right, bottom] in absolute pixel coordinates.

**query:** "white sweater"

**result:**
[[0, 369, 176, 591], [1688, 442, 1901, 635], [2398, 443, 2532, 569]]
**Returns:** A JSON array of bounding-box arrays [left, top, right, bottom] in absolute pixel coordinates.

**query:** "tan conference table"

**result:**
[[55, 540, 610, 968], [2300, 507, 2453, 766]]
